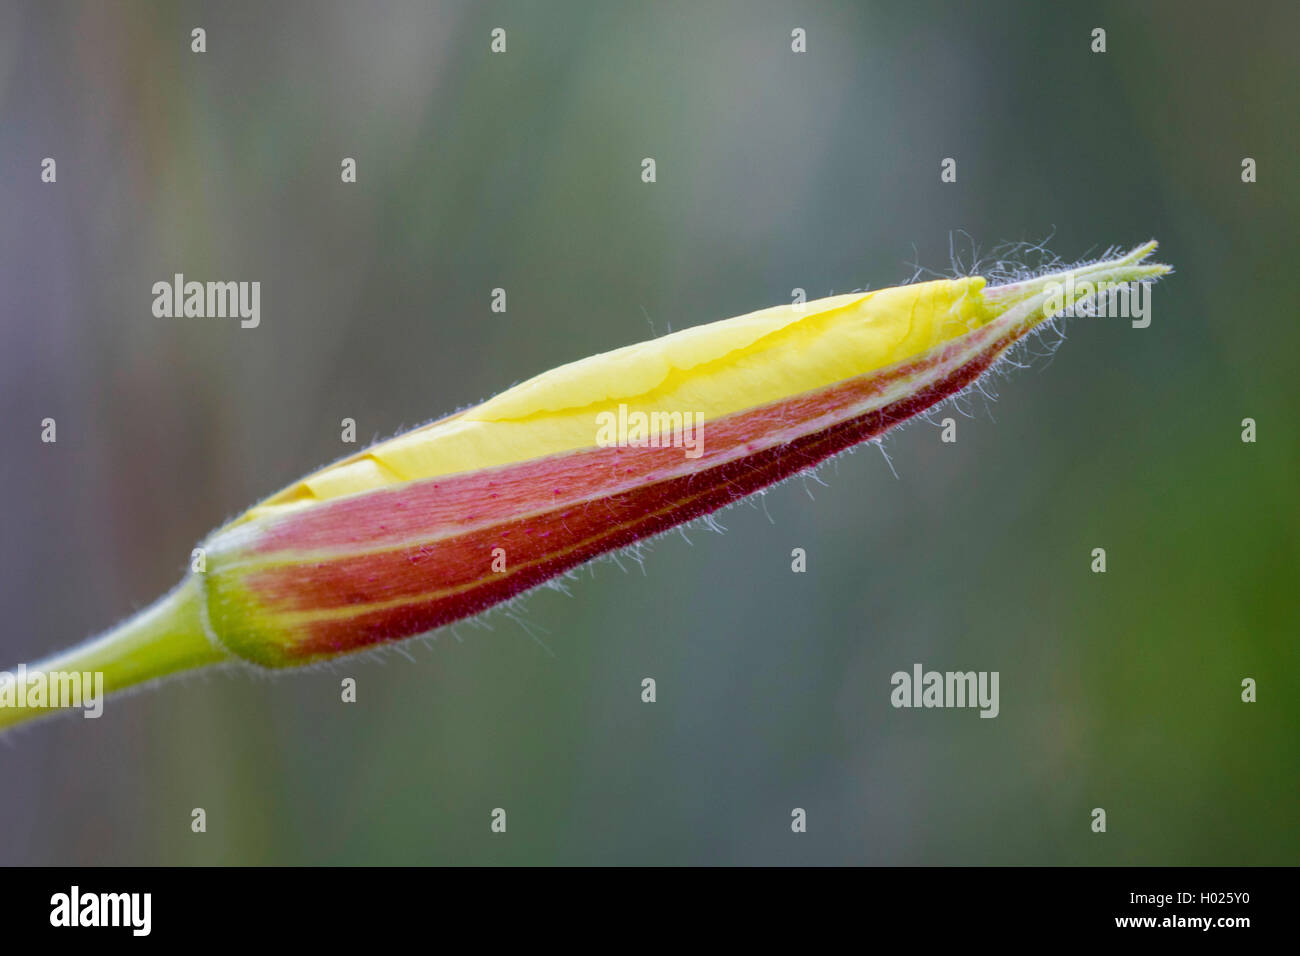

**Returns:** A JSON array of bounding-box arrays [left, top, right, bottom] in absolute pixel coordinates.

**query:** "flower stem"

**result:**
[[0, 576, 229, 733]]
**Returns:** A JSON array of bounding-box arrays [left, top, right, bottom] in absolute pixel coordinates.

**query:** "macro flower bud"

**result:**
[[0, 242, 1170, 730]]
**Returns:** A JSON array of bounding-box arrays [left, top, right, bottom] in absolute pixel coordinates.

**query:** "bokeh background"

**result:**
[[1, 0, 1295, 865]]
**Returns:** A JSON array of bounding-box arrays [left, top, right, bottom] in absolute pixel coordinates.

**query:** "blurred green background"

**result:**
[[1, 0, 1296, 864]]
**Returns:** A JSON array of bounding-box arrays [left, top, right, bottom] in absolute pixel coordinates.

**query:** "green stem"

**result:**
[[0, 576, 231, 733]]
